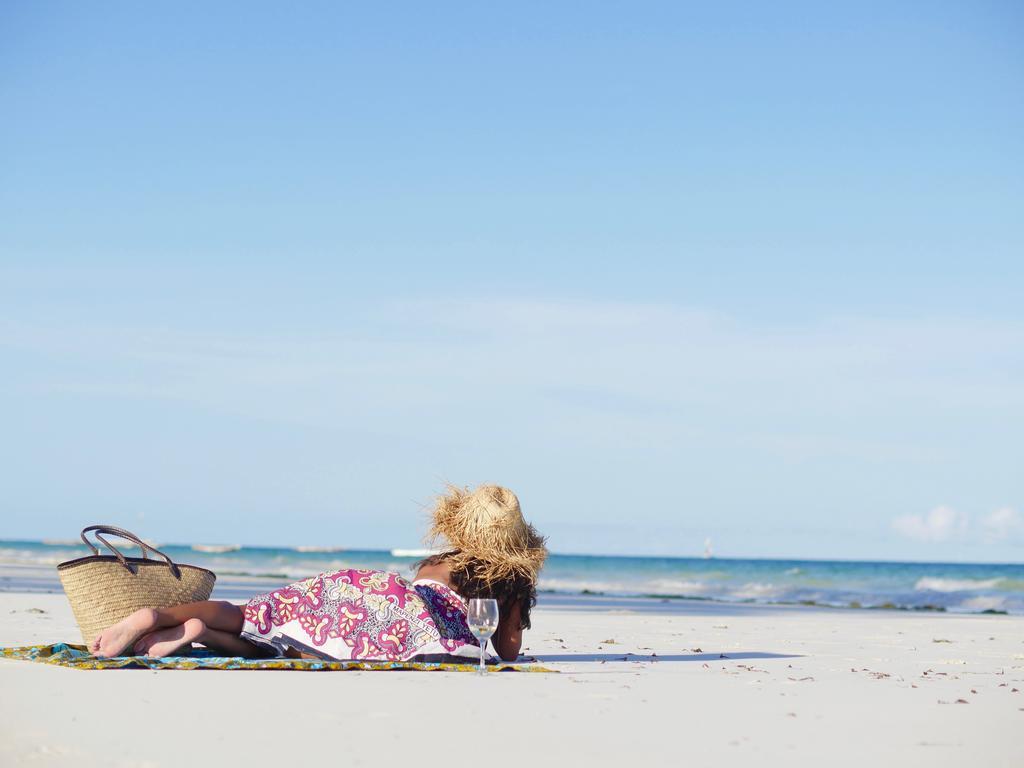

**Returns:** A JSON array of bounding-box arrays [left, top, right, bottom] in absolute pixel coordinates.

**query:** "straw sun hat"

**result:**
[[426, 484, 547, 586]]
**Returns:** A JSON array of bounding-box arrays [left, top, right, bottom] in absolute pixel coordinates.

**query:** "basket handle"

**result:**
[[80, 524, 150, 559], [80, 525, 182, 579]]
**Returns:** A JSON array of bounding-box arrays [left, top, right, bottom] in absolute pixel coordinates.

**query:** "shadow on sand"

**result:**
[[527, 651, 801, 663]]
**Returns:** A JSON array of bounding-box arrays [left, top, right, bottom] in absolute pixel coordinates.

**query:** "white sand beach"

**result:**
[[1, 590, 1021, 767]]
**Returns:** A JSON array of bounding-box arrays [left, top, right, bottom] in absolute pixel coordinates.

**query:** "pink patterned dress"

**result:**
[[240, 569, 483, 662]]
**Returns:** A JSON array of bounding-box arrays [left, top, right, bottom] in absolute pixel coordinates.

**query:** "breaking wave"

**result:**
[[914, 577, 1004, 593]]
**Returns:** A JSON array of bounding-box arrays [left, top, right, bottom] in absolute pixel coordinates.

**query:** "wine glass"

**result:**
[[466, 598, 500, 674]]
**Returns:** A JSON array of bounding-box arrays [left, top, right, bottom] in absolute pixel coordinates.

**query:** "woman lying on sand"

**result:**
[[91, 485, 546, 663]]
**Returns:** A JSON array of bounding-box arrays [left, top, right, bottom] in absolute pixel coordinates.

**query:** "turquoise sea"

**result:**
[[2, 539, 1022, 615]]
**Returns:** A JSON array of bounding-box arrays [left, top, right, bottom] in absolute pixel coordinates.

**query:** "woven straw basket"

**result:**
[[58, 525, 216, 648]]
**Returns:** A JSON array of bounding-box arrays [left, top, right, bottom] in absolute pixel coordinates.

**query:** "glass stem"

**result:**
[[479, 637, 486, 673]]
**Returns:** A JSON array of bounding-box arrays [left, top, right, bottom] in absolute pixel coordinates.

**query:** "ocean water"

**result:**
[[2, 539, 1022, 615]]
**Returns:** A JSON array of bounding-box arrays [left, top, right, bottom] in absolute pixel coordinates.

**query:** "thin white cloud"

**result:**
[[892, 506, 1023, 546], [982, 507, 1022, 541], [892, 506, 969, 543]]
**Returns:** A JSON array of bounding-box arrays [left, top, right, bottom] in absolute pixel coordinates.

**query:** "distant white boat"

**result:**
[[52, 537, 159, 549], [390, 548, 440, 558], [703, 538, 713, 559], [192, 544, 242, 554], [293, 545, 344, 553]]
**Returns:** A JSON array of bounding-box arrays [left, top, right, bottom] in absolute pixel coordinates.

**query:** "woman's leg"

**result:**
[[133, 618, 208, 657], [92, 600, 244, 657], [133, 620, 265, 658], [153, 600, 245, 632], [196, 626, 266, 657]]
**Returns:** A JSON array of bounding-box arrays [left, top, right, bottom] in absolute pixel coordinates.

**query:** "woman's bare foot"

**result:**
[[90, 608, 159, 658], [133, 618, 206, 657]]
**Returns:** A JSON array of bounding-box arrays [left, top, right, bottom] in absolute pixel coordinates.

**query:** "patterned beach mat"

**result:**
[[0, 643, 555, 673]]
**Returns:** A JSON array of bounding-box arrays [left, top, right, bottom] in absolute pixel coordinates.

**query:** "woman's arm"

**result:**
[[491, 599, 523, 661]]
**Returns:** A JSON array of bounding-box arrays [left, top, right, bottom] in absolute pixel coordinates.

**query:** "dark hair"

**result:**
[[416, 550, 537, 630]]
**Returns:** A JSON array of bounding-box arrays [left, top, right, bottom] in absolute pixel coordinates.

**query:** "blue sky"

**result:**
[[1, 1, 1022, 560]]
